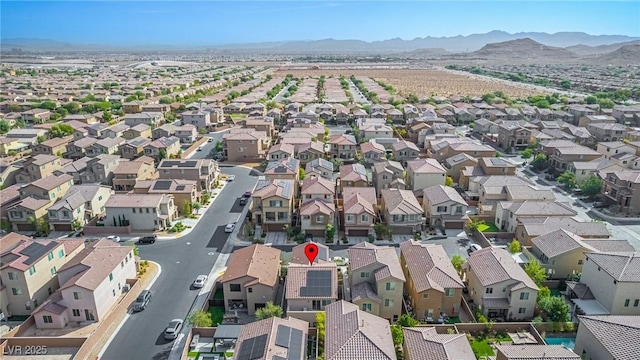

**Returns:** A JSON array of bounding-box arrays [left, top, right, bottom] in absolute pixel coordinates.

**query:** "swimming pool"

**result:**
[[545, 337, 575, 350]]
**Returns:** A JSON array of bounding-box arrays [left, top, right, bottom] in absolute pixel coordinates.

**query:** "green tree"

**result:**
[[451, 255, 464, 274], [557, 171, 577, 190], [538, 296, 570, 322], [255, 301, 283, 320], [316, 312, 326, 351], [188, 309, 213, 327], [0, 120, 10, 134], [192, 202, 202, 212], [467, 219, 485, 232], [64, 102, 81, 114], [397, 314, 419, 327], [584, 96, 597, 104], [49, 124, 74, 138], [538, 285, 551, 302], [39, 101, 57, 110], [508, 240, 521, 254], [525, 259, 547, 287], [521, 148, 534, 159], [445, 176, 454, 187], [183, 201, 192, 215], [581, 175, 603, 197], [531, 153, 547, 171], [390, 324, 404, 347], [102, 111, 112, 122], [560, 80, 571, 89], [159, 97, 173, 104], [159, 148, 167, 160], [325, 224, 336, 241], [374, 222, 391, 239], [298, 167, 306, 180]]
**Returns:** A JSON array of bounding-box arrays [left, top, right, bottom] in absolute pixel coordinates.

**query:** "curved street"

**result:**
[[100, 165, 259, 360]]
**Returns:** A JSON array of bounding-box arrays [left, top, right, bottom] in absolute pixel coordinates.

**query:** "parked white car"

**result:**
[[193, 275, 208, 288], [107, 235, 122, 242], [225, 223, 236, 233]]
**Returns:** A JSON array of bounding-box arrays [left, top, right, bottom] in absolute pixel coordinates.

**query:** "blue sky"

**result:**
[[2, 1, 639, 45]]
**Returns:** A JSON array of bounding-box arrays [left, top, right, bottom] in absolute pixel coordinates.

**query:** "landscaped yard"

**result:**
[[470, 338, 494, 357], [478, 222, 500, 233], [208, 306, 224, 326]]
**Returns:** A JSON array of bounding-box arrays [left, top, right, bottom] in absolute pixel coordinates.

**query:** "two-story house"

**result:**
[[134, 179, 198, 215], [464, 247, 539, 321], [264, 158, 300, 182], [339, 164, 371, 189], [348, 242, 405, 322], [400, 241, 465, 321], [16, 154, 71, 183], [105, 193, 177, 231], [112, 158, 158, 192], [304, 158, 334, 180], [9, 174, 74, 231], [157, 158, 219, 193], [47, 184, 114, 231], [174, 124, 198, 144], [296, 142, 325, 165], [250, 178, 295, 232], [601, 171, 640, 215], [0, 236, 84, 316], [122, 100, 146, 114], [329, 134, 358, 160], [32, 240, 136, 328], [86, 137, 125, 157], [123, 112, 163, 128], [380, 189, 423, 235], [549, 144, 602, 173], [574, 315, 640, 360], [66, 137, 99, 160], [119, 137, 152, 160], [341, 187, 377, 237], [403, 327, 475, 360], [586, 123, 628, 142], [33, 136, 73, 156], [423, 184, 469, 229], [101, 123, 130, 139], [360, 141, 386, 164], [181, 110, 210, 129], [122, 123, 152, 140], [220, 244, 281, 315], [143, 136, 181, 161], [495, 200, 577, 232], [373, 161, 406, 196], [80, 154, 122, 185], [286, 263, 338, 324], [235, 316, 309, 360], [406, 158, 447, 192], [391, 140, 420, 166], [300, 177, 336, 238], [223, 129, 269, 162]]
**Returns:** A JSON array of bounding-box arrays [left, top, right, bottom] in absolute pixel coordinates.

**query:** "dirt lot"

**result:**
[[274, 68, 548, 98]]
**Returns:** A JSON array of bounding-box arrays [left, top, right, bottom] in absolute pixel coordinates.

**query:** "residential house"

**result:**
[[403, 327, 474, 360], [548, 144, 602, 173], [9, 174, 74, 231], [32, 240, 135, 328], [250, 178, 295, 232], [157, 158, 219, 193], [222, 129, 269, 162], [464, 247, 539, 321], [122, 124, 152, 140], [473, 118, 499, 135], [123, 112, 163, 128], [339, 163, 371, 190], [63, 114, 97, 124], [305, 158, 334, 180], [496, 200, 576, 232], [300, 177, 336, 238], [143, 136, 181, 161], [324, 300, 396, 360], [65, 138, 98, 160], [267, 143, 295, 161], [134, 179, 198, 215], [0, 185, 21, 220], [569, 157, 626, 184], [400, 241, 465, 320], [101, 123, 130, 139], [380, 189, 423, 234], [152, 124, 178, 140], [86, 137, 125, 157], [406, 158, 447, 192], [264, 157, 300, 182], [122, 100, 146, 114], [286, 263, 338, 323], [33, 136, 73, 156], [53, 157, 91, 184], [234, 316, 308, 360], [574, 315, 640, 360], [104, 193, 177, 231], [244, 116, 276, 138], [21, 109, 51, 123], [80, 154, 122, 185], [0, 137, 29, 156], [493, 344, 579, 360], [341, 187, 377, 237], [85, 123, 108, 139], [497, 121, 533, 152], [359, 123, 393, 140], [220, 244, 281, 315], [48, 185, 113, 231], [515, 216, 610, 246], [524, 229, 634, 279], [428, 139, 496, 161], [423, 185, 469, 229], [174, 124, 198, 144], [360, 141, 387, 164], [328, 134, 358, 160], [587, 123, 629, 142], [119, 137, 151, 160], [348, 242, 405, 322], [578, 114, 616, 128], [296, 142, 325, 165], [16, 154, 70, 183], [141, 103, 169, 114], [0, 236, 85, 316], [112, 158, 158, 192], [391, 140, 420, 166], [444, 153, 478, 182], [601, 171, 640, 215], [372, 161, 406, 195]]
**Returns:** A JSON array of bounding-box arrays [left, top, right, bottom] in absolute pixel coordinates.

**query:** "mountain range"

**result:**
[[2, 31, 639, 53]]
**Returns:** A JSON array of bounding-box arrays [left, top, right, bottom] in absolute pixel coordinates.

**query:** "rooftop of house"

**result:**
[[105, 193, 171, 208], [403, 327, 475, 360], [329, 133, 357, 145], [285, 263, 338, 300], [305, 158, 334, 172], [576, 315, 640, 360], [500, 200, 577, 216], [220, 244, 281, 288], [381, 189, 423, 215], [235, 316, 308, 360], [253, 178, 295, 200], [340, 164, 370, 183], [494, 344, 580, 359], [264, 157, 300, 175], [291, 241, 330, 265], [28, 173, 73, 191], [324, 300, 396, 360], [466, 247, 539, 290], [268, 143, 296, 155], [585, 252, 640, 282], [531, 229, 599, 258], [0, 238, 62, 271], [342, 187, 377, 215], [407, 158, 446, 174], [301, 176, 335, 195], [49, 184, 110, 211], [112, 160, 149, 174], [349, 242, 405, 282], [400, 241, 464, 293]]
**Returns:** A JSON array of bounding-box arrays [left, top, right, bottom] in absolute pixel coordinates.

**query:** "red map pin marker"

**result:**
[[304, 243, 318, 265]]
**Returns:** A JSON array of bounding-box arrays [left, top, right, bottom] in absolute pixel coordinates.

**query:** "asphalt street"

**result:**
[[100, 165, 259, 360]]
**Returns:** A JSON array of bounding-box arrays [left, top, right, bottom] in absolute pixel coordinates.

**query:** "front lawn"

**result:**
[[208, 306, 224, 326], [470, 338, 495, 357], [477, 222, 500, 233]]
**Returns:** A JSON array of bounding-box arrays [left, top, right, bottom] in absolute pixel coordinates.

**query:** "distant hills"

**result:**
[[2, 31, 639, 53], [471, 38, 577, 60]]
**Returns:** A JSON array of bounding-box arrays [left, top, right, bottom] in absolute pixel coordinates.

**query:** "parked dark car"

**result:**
[[243, 191, 252, 198], [305, 233, 314, 242], [133, 290, 152, 312], [138, 235, 157, 244], [239, 197, 247, 206]]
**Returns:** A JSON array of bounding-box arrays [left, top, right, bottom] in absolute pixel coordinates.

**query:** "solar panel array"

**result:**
[[175, 185, 186, 191], [152, 180, 173, 191], [274, 325, 305, 360], [299, 270, 332, 297], [20, 242, 58, 265], [236, 333, 267, 360], [160, 160, 198, 168]]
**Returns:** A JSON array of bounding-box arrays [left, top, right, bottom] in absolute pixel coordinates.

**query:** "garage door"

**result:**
[[391, 226, 414, 235], [348, 229, 369, 237], [54, 223, 74, 231], [306, 229, 325, 237], [445, 221, 464, 229], [16, 223, 36, 231]]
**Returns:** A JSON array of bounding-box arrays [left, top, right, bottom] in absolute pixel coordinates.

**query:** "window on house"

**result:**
[[436, 206, 448, 212], [361, 214, 369, 222], [113, 289, 116, 297], [12, 288, 22, 295], [132, 208, 136, 213], [229, 284, 241, 292], [29, 266, 36, 275], [50, 267, 56, 276], [109, 273, 113, 281], [316, 215, 324, 223], [578, 260, 584, 265], [455, 206, 463, 214], [445, 288, 455, 297], [48, 252, 54, 261], [485, 288, 493, 294], [386, 282, 395, 291], [624, 299, 630, 307], [8, 272, 17, 280], [518, 307, 526, 314], [248, 288, 252, 293], [520, 292, 529, 300], [422, 293, 429, 299], [73, 292, 83, 300], [43, 315, 53, 324], [634, 299, 639, 307], [361, 272, 370, 278], [361, 303, 372, 312], [384, 299, 394, 307], [73, 309, 81, 317]]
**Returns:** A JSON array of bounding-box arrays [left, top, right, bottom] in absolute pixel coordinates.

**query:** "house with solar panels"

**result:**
[[285, 262, 338, 324], [234, 316, 308, 360]]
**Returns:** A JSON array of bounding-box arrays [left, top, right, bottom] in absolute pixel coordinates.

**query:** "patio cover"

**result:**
[[213, 325, 242, 340], [572, 299, 610, 315], [483, 297, 510, 309]]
